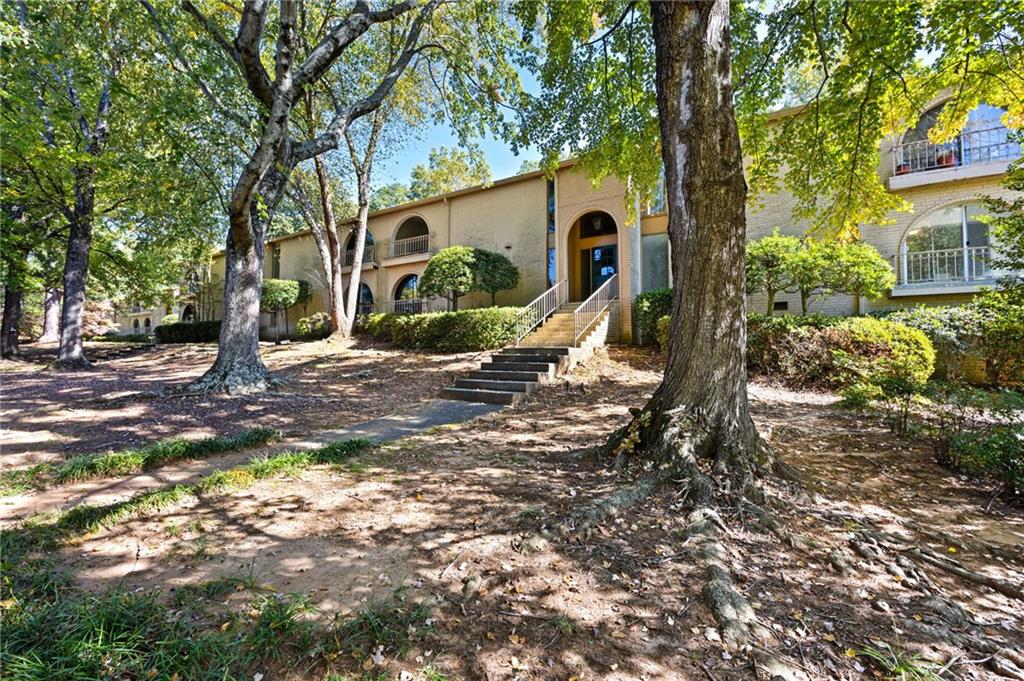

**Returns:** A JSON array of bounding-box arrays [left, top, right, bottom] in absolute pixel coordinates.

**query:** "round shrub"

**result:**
[[363, 307, 521, 352], [746, 313, 843, 375], [884, 305, 990, 380], [836, 317, 935, 386], [634, 288, 672, 345], [297, 312, 331, 340], [160, 314, 178, 325]]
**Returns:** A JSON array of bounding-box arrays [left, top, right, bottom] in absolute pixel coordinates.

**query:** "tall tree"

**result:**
[[150, 0, 524, 393], [407, 143, 491, 199], [519, 0, 1024, 652]]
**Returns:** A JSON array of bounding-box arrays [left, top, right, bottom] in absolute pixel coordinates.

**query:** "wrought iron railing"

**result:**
[[373, 297, 446, 315], [573, 274, 618, 344], [384, 234, 432, 259], [892, 125, 1020, 176], [344, 244, 377, 267], [893, 246, 993, 286], [513, 279, 568, 345]]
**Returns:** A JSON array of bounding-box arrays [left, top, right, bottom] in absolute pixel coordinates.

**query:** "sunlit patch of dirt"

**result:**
[[18, 345, 1024, 679]]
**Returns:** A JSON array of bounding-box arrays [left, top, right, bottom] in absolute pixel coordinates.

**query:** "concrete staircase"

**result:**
[[439, 305, 613, 406], [440, 347, 580, 405]]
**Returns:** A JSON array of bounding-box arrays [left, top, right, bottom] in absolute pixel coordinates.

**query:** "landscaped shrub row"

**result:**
[[364, 307, 521, 352], [297, 311, 332, 340], [154, 320, 221, 343], [0, 427, 280, 495]]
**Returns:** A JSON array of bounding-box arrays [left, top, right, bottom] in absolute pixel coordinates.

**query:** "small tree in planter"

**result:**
[[475, 249, 520, 305], [420, 246, 477, 311], [260, 279, 303, 344], [788, 239, 840, 315], [746, 229, 800, 314]]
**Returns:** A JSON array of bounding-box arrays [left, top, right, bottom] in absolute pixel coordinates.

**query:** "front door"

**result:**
[[578, 245, 617, 298]]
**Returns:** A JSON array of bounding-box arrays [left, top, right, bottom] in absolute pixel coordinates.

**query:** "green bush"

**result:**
[[883, 305, 990, 380], [154, 320, 221, 344], [655, 315, 671, 350], [160, 313, 178, 325], [746, 314, 934, 390], [297, 311, 331, 340], [974, 289, 1024, 385], [364, 307, 521, 352], [634, 288, 673, 345], [836, 317, 935, 386], [94, 333, 152, 343]]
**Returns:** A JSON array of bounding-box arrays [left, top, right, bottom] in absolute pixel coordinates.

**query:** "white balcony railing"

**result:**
[[513, 278, 568, 345], [373, 297, 446, 315], [892, 124, 1021, 176], [573, 274, 618, 344], [384, 234, 433, 259], [344, 244, 377, 267], [893, 246, 993, 287]]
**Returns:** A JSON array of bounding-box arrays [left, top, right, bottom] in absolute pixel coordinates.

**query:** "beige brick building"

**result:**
[[118, 100, 1021, 344]]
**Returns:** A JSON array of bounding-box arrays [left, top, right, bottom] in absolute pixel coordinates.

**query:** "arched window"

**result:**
[[344, 231, 375, 266], [181, 304, 196, 322], [393, 274, 423, 313], [395, 216, 429, 241], [144, 318, 152, 330], [344, 282, 374, 315], [899, 203, 992, 285], [897, 103, 1019, 173], [132, 319, 140, 330]]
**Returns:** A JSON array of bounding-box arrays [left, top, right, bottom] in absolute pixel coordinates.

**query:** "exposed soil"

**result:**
[[0, 339, 481, 468], [10, 344, 1022, 680]]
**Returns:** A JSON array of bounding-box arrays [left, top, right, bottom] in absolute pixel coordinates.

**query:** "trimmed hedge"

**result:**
[[634, 288, 673, 345], [364, 307, 521, 352], [655, 315, 672, 350], [745, 313, 934, 389], [154, 320, 221, 344]]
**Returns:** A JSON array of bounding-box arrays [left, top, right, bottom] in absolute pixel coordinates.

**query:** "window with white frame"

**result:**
[[898, 203, 992, 286]]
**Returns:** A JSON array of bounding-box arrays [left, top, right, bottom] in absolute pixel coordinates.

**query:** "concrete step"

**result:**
[[502, 347, 569, 355], [440, 387, 522, 405], [455, 378, 538, 393], [468, 369, 550, 383], [492, 353, 565, 365], [478, 361, 555, 374]]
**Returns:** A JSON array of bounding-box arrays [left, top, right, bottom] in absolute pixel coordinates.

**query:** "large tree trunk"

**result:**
[[57, 176, 96, 370], [341, 169, 371, 337], [312, 154, 356, 339], [611, 0, 767, 489], [39, 287, 61, 342], [2, 285, 23, 359]]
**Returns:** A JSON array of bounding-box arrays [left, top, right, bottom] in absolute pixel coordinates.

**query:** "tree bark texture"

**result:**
[[2, 285, 23, 358], [313, 154, 354, 338], [39, 288, 61, 342], [614, 0, 767, 486], [57, 173, 97, 369]]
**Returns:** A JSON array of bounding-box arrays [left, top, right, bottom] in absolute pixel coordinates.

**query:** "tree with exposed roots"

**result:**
[[518, 0, 1024, 664]]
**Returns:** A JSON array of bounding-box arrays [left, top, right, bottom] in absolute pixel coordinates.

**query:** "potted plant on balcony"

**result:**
[[935, 146, 957, 168], [895, 161, 911, 175]]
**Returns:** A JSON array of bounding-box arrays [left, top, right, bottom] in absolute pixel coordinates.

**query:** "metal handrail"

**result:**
[[893, 246, 993, 286], [573, 274, 618, 344], [384, 234, 432, 259], [513, 279, 568, 346], [891, 124, 1021, 176], [373, 297, 445, 315]]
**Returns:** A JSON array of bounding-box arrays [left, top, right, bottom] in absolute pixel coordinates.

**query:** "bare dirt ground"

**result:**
[[0, 339, 481, 469], [5, 344, 1021, 679]]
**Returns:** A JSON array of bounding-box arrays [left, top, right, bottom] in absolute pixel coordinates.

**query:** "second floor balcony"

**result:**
[[892, 246, 995, 290], [892, 124, 1020, 177], [343, 243, 377, 268], [382, 233, 434, 260]]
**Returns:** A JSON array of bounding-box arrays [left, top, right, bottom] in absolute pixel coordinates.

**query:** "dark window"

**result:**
[[345, 231, 374, 251], [546, 179, 557, 287], [132, 319, 140, 330], [271, 246, 281, 278], [395, 274, 419, 301], [773, 301, 788, 312], [395, 216, 429, 241], [144, 318, 152, 328], [345, 282, 374, 315]]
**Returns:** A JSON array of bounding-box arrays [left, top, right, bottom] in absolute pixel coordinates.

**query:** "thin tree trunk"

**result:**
[[2, 285, 23, 359], [766, 290, 776, 316], [800, 290, 809, 315], [610, 0, 767, 484], [57, 176, 96, 370], [39, 287, 61, 342], [313, 154, 355, 339]]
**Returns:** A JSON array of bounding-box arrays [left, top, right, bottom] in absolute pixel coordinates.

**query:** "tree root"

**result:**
[[179, 361, 280, 396], [52, 357, 93, 371], [557, 473, 663, 537], [910, 547, 1024, 602]]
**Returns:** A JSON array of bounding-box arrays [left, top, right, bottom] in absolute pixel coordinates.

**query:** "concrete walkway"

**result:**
[[287, 398, 504, 449], [1, 399, 504, 521]]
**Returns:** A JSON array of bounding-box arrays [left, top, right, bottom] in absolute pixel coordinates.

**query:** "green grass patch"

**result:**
[[2, 438, 372, 560], [0, 427, 280, 496]]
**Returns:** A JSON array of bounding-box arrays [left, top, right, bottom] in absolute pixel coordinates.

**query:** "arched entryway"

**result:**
[[567, 210, 618, 301], [181, 304, 196, 322], [344, 282, 374, 315]]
